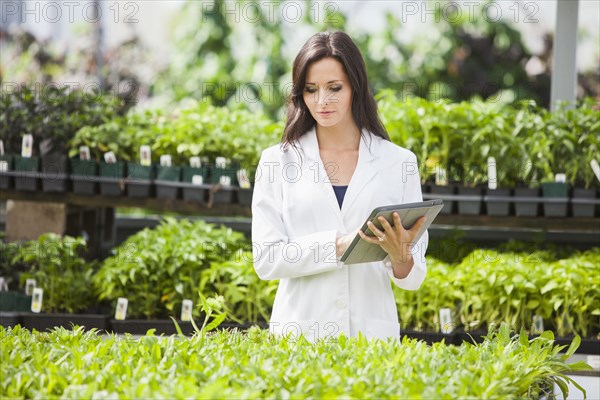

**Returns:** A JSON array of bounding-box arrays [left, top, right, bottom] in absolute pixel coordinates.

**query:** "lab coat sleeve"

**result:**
[[384, 153, 428, 290], [251, 149, 342, 281]]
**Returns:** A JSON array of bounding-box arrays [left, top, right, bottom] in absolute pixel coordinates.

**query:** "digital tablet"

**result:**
[[340, 199, 444, 265]]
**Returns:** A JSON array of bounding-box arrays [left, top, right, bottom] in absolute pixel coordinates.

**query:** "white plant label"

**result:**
[[219, 175, 231, 186], [104, 151, 117, 164], [237, 169, 251, 189], [22, 134, 33, 158], [532, 315, 544, 334], [79, 146, 91, 161], [0, 161, 8, 173], [140, 145, 151, 167], [115, 297, 128, 320], [31, 288, 43, 313], [25, 278, 37, 296], [487, 157, 497, 190], [0, 139, 4, 156], [190, 156, 201, 168], [0, 277, 7, 291], [160, 155, 172, 167], [215, 157, 228, 169], [587, 355, 600, 370], [554, 173, 566, 183], [439, 308, 454, 334], [435, 167, 447, 186], [591, 159, 600, 183], [181, 299, 193, 322], [192, 175, 204, 185]]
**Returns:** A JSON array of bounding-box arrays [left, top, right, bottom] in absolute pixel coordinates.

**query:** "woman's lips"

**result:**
[[318, 111, 334, 117]]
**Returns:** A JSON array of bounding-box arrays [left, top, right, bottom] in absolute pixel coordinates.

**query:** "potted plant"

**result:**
[[35, 86, 122, 193], [12, 233, 107, 331], [93, 218, 246, 334], [181, 162, 210, 203]]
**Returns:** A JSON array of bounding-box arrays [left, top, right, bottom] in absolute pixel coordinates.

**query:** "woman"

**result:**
[[252, 31, 428, 341]]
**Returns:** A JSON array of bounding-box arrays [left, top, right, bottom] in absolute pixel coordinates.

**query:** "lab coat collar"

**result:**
[[297, 127, 380, 230]]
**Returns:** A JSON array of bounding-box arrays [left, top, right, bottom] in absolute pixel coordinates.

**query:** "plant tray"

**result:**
[[20, 313, 109, 332], [484, 188, 512, 216], [180, 182, 210, 203], [236, 188, 253, 206], [109, 319, 195, 336], [0, 312, 22, 328], [155, 180, 181, 200]]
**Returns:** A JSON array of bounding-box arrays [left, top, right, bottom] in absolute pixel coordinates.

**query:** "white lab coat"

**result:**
[[251, 127, 428, 341]]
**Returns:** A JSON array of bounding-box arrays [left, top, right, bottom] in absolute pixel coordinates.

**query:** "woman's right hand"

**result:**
[[336, 230, 359, 258]]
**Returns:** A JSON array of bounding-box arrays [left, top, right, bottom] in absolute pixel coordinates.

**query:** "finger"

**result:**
[[358, 230, 379, 244], [366, 221, 383, 238], [378, 215, 395, 235], [392, 212, 404, 234], [409, 216, 427, 233]]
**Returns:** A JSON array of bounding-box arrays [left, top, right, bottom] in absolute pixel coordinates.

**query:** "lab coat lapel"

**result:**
[[298, 129, 346, 227], [341, 131, 378, 216]]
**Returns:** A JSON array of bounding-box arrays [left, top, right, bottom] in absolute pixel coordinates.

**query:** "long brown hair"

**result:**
[[282, 31, 389, 149]]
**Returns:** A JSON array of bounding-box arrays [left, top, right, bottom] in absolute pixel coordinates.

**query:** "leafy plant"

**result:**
[[92, 217, 248, 319], [394, 247, 600, 337], [11, 233, 96, 313], [0, 324, 591, 398]]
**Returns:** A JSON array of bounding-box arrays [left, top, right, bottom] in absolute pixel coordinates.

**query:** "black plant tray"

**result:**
[[0, 170, 14, 190], [513, 188, 541, 217], [484, 190, 513, 216], [14, 171, 40, 191], [211, 185, 236, 205], [0, 312, 22, 328], [155, 180, 181, 200], [126, 180, 153, 198], [424, 186, 456, 214], [71, 175, 98, 195], [541, 197, 569, 218], [98, 176, 125, 197], [571, 197, 600, 218], [41, 173, 69, 192], [20, 312, 109, 332], [109, 319, 195, 336], [401, 329, 456, 345], [236, 187, 253, 206], [180, 182, 210, 203]]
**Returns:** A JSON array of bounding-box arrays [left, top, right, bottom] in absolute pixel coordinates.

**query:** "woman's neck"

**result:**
[[316, 123, 361, 151]]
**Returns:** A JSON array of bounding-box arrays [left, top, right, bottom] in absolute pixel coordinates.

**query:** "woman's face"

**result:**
[[302, 57, 353, 130]]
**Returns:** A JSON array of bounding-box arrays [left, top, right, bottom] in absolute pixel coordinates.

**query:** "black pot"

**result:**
[[236, 187, 253, 206], [456, 186, 484, 215], [155, 166, 182, 200], [541, 182, 569, 217], [99, 162, 125, 196], [109, 319, 195, 336], [484, 188, 513, 216], [20, 312, 109, 332], [0, 154, 14, 190], [427, 185, 456, 215], [571, 188, 599, 218], [126, 163, 154, 198], [70, 159, 98, 195], [0, 312, 22, 328], [211, 186, 236, 205], [41, 152, 69, 192], [14, 156, 39, 191], [0, 291, 31, 312], [181, 167, 209, 203], [513, 187, 540, 217]]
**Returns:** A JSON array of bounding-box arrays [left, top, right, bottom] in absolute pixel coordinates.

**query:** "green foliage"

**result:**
[[11, 234, 96, 313], [0, 324, 590, 398], [394, 247, 600, 337], [377, 92, 600, 188], [70, 100, 283, 169], [92, 217, 248, 319], [0, 85, 125, 156]]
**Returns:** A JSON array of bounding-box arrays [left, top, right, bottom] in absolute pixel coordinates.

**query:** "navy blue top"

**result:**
[[332, 185, 349, 209]]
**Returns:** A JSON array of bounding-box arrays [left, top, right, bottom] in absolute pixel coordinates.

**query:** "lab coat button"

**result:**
[[336, 300, 346, 309]]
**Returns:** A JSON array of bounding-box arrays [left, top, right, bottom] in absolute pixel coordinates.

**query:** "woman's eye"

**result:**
[[329, 86, 342, 92], [304, 87, 317, 94]]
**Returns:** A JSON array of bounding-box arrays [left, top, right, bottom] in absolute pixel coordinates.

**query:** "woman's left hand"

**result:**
[[358, 212, 427, 267]]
